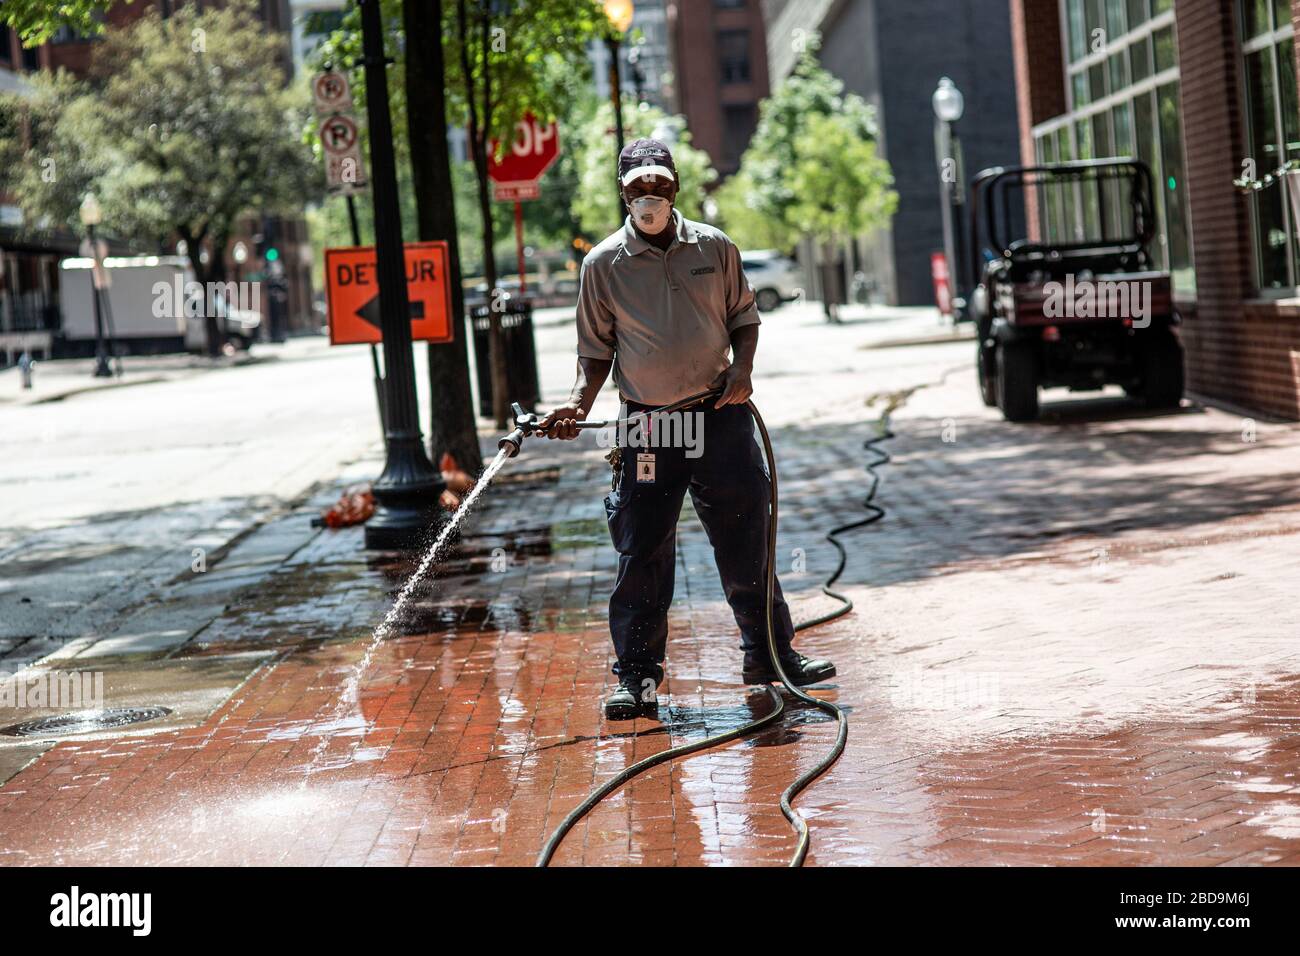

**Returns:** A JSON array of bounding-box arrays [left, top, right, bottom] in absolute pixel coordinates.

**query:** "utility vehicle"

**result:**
[[967, 158, 1184, 421]]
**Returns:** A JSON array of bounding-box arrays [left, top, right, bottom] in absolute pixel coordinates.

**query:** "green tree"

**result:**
[[314, 1, 601, 429], [571, 101, 717, 237], [0, 93, 25, 199], [2, 71, 106, 228], [445, 0, 603, 426], [9, 2, 316, 355], [711, 168, 788, 252], [0, 0, 125, 45], [714, 46, 897, 318], [787, 111, 897, 248]]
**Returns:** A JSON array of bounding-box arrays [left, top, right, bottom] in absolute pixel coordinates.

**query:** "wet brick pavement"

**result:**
[[3, 342, 1300, 865]]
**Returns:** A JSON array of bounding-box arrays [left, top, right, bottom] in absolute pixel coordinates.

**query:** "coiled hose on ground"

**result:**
[[536, 394, 893, 867]]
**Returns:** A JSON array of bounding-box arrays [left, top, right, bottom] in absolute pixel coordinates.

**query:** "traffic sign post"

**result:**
[[488, 114, 561, 187], [314, 68, 381, 431], [488, 114, 560, 294], [324, 242, 454, 346], [312, 70, 354, 114], [313, 68, 368, 194], [319, 113, 368, 194], [513, 201, 526, 293]]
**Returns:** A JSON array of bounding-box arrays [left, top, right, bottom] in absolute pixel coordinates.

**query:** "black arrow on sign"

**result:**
[[356, 295, 425, 329]]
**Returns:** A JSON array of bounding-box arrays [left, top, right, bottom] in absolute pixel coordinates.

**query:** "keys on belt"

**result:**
[[606, 447, 622, 491]]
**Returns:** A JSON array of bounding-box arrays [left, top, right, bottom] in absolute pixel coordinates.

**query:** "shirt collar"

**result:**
[[621, 210, 698, 255]]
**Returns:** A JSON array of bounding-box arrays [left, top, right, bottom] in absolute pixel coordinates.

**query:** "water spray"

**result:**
[[494, 387, 892, 867]]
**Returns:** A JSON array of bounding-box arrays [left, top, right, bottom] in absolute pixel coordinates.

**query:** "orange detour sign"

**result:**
[[325, 241, 454, 345]]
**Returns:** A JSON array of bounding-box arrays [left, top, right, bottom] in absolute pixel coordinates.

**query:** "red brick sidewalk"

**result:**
[[4, 347, 1300, 866]]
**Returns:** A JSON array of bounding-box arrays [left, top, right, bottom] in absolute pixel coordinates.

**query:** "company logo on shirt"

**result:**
[[690, 266, 716, 276]]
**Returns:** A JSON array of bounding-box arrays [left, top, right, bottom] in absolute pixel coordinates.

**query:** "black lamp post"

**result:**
[[356, 0, 445, 550], [627, 43, 645, 105], [604, 0, 634, 215], [79, 193, 112, 378]]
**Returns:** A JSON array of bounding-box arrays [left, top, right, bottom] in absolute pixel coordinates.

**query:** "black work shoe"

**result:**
[[604, 675, 660, 720], [742, 653, 837, 687]]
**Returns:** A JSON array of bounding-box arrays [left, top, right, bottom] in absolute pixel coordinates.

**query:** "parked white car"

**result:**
[[740, 250, 805, 312]]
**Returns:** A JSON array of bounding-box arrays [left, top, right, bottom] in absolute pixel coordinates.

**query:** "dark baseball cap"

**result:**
[[618, 138, 676, 186]]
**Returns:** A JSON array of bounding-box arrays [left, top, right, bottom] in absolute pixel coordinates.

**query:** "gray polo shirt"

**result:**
[[575, 211, 760, 406]]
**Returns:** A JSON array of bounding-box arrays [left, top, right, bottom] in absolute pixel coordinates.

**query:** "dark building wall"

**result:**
[[817, 0, 1021, 305]]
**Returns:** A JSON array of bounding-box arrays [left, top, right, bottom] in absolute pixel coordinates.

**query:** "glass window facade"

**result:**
[[1239, 1, 1300, 291], [1033, 1, 1195, 293]]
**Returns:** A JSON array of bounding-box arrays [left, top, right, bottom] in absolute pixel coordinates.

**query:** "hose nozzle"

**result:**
[[498, 402, 543, 458]]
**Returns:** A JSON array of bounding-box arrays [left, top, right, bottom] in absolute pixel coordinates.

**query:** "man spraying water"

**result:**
[[539, 138, 836, 720]]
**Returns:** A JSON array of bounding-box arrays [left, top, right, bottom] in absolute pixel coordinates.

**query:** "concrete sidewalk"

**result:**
[[3, 308, 1300, 865]]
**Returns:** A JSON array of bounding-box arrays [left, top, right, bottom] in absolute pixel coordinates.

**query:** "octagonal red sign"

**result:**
[[488, 113, 561, 186]]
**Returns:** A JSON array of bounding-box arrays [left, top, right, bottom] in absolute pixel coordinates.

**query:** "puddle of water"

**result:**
[[395, 597, 532, 636]]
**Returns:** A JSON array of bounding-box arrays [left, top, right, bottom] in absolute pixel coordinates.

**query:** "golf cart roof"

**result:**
[[969, 158, 1156, 268]]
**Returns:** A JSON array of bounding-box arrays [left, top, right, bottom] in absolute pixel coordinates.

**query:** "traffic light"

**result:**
[[256, 215, 279, 265]]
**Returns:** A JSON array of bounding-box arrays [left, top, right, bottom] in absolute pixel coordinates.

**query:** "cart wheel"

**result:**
[[997, 341, 1039, 422], [1138, 327, 1184, 410], [977, 342, 998, 407]]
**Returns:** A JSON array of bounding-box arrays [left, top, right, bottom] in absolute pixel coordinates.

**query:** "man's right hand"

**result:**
[[538, 404, 586, 440]]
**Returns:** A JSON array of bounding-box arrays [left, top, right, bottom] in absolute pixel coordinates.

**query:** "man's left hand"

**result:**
[[710, 363, 753, 408]]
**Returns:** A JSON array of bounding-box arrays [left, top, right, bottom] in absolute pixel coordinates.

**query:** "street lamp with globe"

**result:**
[[932, 77, 967, 321], [603, 0, 634, 212], [79, 193, 113, 378]]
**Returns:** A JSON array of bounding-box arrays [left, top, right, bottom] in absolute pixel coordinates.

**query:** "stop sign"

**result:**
[[488, 113, 561, 187]]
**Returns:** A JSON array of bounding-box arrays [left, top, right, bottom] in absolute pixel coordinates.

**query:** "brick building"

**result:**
[[668, 0, 771, 177], [1012, 0, 1300, 419]]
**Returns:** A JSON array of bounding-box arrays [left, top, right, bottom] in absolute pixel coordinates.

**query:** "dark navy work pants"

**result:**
[[604, 401, 796, 685]]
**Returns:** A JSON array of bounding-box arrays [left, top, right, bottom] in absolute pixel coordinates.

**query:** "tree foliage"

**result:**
[[787, 112, 897, 243], [0, 0, 126, 46], [12, 3, 314, 238], [715, 46, 897, 251], [6, 1, 316, 353], [308, 1, 600, 272], [442, 0, 603, 148]]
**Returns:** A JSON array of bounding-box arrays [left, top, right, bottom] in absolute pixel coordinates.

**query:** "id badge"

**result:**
[[636, 452, 656, 483]]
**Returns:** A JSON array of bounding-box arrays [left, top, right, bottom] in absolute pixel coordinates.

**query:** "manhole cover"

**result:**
[[0, 706, 173, 738]]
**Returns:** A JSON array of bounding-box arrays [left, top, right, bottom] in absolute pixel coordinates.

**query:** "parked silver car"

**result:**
[[740, 250, 804, 312]]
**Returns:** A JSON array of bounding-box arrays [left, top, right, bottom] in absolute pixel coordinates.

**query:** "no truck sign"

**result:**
[[318, 113, 368, 192]]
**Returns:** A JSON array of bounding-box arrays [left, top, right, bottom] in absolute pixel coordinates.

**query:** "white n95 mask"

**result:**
[[628, 196, 673, 235]]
